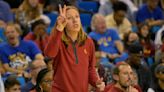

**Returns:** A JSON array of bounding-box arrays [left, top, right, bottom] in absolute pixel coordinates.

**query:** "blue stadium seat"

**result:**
[[45, 12, 58, 27], [77, 1, 99, 13], [80, 13, 92, 27]]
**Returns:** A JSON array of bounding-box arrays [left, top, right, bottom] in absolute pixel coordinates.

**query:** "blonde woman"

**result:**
[[44, 5, 105, 92], [15, 0, 50, 37]]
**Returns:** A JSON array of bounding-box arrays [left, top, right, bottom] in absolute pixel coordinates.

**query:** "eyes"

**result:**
[[67, 15, 80, 20]]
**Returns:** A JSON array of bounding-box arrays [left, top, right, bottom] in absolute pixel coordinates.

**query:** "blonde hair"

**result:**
[[17, 0, 42, 21], [5, 23, 22, 35], [59, 6, 87, 46]]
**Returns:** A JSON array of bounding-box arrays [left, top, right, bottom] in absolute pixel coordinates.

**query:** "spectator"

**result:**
[[104, 62, 142, 92], [44, 5, 105, 92], [30, 68, 52, 92], [105, 1, 132, 39], [126, 44, 151, 92], [0, 23, 45, 81], [15, 0, 50, 37], [89, 14, 128, 65], [138, 23, 155, 65], [24, 19, 50, 54], [4, 75, 21, 92], [136, 0, 164, 33], [148, 63, 164, 92]]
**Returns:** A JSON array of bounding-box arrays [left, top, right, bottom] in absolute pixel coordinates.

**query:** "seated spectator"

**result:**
[[30, 68, 52, 92], [4, 75, 21, 92], [104, 62, 142, 92], [126, 44, 151, 92], [148, 63, 164, 92], [0, 23, 45, 84], [136, 0, 164, 35], [24, 19, 50, 54], [15, 0, 50, 37], [89, 14, 128, 65], [21, 59, 46, 92], [105, 1, 132, 39], [138, 23, 155, 65]]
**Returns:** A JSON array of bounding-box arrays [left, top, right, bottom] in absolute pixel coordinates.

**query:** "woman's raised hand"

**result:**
[[56, 5, 67, 31]]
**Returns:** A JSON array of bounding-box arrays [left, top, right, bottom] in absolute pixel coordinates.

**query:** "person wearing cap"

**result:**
[[126, 43, 151, 92], [24, 19, 49, 54], [148, 63, 164, 92]]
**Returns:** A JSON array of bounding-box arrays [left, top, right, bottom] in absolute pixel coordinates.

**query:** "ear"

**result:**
[[113, 74, 119, 81]]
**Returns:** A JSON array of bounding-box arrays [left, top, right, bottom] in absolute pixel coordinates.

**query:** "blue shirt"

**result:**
[[136, 4, 164, 23], [21, 81, 35, 92], [89, 29, 120, 54], [0, 40, 41, 68], [0, 0, 13, 22], [0, 28, 6, 43]]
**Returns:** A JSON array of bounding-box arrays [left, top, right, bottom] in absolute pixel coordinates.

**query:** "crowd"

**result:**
[[0, 0, 164, 92]]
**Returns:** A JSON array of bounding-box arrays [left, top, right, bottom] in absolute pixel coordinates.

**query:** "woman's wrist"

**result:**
[[56, 24, 64, 31]]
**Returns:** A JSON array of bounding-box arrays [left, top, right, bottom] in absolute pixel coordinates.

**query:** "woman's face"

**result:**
[[65, 8, 81, 32], [28, 0, 39, 8], [140, 25, 149, 37], [40, 71, 53, 92]]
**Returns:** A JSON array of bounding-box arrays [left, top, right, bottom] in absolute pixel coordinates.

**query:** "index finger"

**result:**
[[59, 4, 62, 15]]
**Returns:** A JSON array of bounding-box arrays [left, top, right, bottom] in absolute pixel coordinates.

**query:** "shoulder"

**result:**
[[0, 42, 9, 50]]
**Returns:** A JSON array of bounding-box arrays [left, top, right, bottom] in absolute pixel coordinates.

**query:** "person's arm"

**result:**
[[147, 20, 164, 27], [88, 39, 105, 91], [3, 63, 24, 74], [115, 40, 124, 55], [44, 5, 67, 58]]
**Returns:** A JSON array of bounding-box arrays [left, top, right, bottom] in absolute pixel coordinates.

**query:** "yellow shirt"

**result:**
[[105, 13, 132, 39]]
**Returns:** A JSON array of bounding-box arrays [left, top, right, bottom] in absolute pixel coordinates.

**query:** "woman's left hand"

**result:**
[[96, 78, 105, 92]]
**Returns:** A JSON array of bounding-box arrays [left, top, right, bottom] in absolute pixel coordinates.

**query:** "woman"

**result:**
[[15, 0, 50, 37], [44, 5, 105, 92], [30, 68, 52, 92]]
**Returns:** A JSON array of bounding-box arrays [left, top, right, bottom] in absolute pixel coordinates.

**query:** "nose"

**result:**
[[72, 17, 77, 23]]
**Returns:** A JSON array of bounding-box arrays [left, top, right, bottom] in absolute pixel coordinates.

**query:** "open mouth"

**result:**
[[8, 36, 15, 41]]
